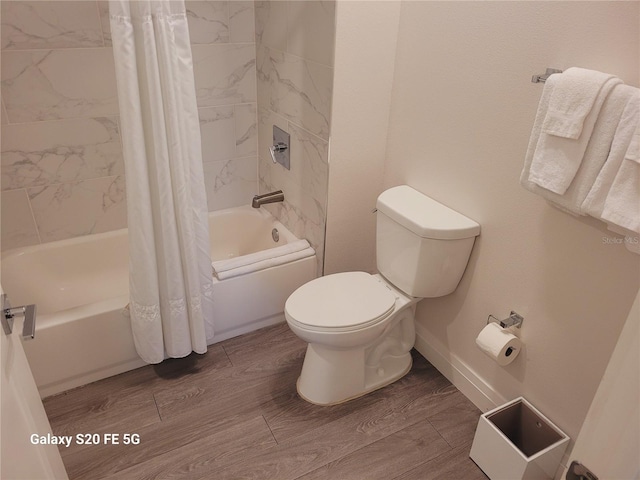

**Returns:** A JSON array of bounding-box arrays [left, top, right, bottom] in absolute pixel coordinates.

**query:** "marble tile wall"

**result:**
[[254, 1, 334, 275], [1, 0, 257, 250]]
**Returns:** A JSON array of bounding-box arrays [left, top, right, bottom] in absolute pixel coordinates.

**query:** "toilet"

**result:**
[[285, 185, 481, 405]]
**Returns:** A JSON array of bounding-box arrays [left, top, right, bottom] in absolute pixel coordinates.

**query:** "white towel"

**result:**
[[521, 74, 557, 188], [528, 70, 621, 194], [625, 122, 640, 163], [212, 240, 314, 279], [542, 67, 619, 139], [601, 118, 640, 235], [215, 247, 315, 280], [212, 239, 311, 273], [582, 90, 640, 220], [521, 81, 631, 214]]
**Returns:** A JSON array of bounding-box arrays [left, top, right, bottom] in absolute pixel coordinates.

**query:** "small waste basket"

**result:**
[[469, 397, 569, 480]]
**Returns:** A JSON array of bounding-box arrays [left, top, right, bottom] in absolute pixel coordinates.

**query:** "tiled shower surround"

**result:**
[[255, 0, 334, 275], [0, 1, 259, 249], [1, 0, 333, 275]]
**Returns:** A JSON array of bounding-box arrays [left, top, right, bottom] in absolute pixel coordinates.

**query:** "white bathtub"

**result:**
[[1, 206, 316, 397]]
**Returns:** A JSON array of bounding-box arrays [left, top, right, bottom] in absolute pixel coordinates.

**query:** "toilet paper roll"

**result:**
[[476, 323, 522, 366]]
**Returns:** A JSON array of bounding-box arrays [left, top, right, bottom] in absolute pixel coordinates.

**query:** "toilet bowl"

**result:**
[[285, 185, 480, 405], [285, 272, 419, 405]]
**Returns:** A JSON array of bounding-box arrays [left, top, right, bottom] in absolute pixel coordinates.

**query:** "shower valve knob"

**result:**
[[269, 143, 288, 163]]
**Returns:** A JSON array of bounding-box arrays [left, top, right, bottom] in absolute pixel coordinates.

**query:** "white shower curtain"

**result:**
[[109, 0, 214, 363]]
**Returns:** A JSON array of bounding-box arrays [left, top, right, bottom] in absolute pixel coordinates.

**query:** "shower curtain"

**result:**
[[109, 0, 214, 363]]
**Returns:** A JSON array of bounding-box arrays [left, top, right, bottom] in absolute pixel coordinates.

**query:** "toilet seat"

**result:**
[[285, 272, 396, 333]]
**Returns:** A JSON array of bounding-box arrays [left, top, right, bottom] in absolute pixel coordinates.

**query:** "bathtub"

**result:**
[[1, 206, 316, 397]]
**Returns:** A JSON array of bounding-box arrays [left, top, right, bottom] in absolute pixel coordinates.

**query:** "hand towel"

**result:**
[[601, 118, 640, 235], [582, 90, 640, 220], [542, 67, 620, 139], [521, 82, 631, 214], [520, 74, 557, 188], [625, 122, 640, 163], [213, 247, 315, 280], [528, 71, 621, 195]]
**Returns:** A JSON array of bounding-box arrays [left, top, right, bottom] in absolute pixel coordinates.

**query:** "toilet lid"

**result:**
[[285, 272, 396, 331]]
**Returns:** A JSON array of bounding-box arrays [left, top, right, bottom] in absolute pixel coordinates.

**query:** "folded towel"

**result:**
[[521, 74, 557, 186], [582, 90, 640, 220], [528, 70, 621, 195], [542, 67, 620, 139], [625, 122, 640, 163], [212, 239, 311, 274], [521, 81, 631, 214], [601, 118, 640, 235], [213, 246, 315, 280]]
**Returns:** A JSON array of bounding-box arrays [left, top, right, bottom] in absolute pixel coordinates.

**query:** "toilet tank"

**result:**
[[376, 185, 480, 298]]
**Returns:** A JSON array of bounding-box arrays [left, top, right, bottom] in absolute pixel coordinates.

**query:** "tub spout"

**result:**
[[252, 190, 284, 208]]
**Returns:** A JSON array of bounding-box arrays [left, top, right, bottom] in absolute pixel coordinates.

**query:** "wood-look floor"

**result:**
[[43, 323, 488, 480]]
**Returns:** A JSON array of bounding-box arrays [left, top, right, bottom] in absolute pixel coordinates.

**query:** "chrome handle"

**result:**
[[1, 294, 37, 340], [269, 142, 288, 163], [21, 304, 36, 339], [567, 461, 598, 480]]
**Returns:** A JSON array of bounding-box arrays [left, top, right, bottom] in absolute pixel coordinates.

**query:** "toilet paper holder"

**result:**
[[488, 311, 524, 329]]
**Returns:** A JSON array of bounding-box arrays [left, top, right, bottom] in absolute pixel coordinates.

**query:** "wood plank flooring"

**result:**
[[43, 323, 487, 480]]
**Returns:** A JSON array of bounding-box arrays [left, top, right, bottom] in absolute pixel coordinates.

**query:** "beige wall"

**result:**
[[327, 0, 640, 450], [325, 0, 401, 274]]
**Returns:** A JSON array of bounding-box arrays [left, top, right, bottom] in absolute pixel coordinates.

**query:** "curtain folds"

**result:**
[[109, 0, 214, 363]]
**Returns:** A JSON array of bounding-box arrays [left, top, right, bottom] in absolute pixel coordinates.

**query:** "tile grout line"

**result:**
[[152, 392, 163, 422], [426, 416, 456, 449], [220, 344, 234, 367], [262, 415, 279, 446]]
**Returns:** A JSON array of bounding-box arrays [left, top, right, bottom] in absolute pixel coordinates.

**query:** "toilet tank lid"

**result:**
[[377, 185, 480, 240]]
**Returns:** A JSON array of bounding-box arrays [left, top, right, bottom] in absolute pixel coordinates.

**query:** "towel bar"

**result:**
[[532, 68, 563, 83]]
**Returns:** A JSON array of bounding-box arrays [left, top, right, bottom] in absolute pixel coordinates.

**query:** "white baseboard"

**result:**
[[39, 357, 147, 398], [413, 324, 507, 412]]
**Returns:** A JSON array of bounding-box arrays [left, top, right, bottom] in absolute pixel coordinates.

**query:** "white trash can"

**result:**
[[469, 397, 570, 480]]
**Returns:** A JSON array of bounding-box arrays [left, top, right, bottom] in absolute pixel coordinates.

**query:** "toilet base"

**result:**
[[296, 343, 413, 406]]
